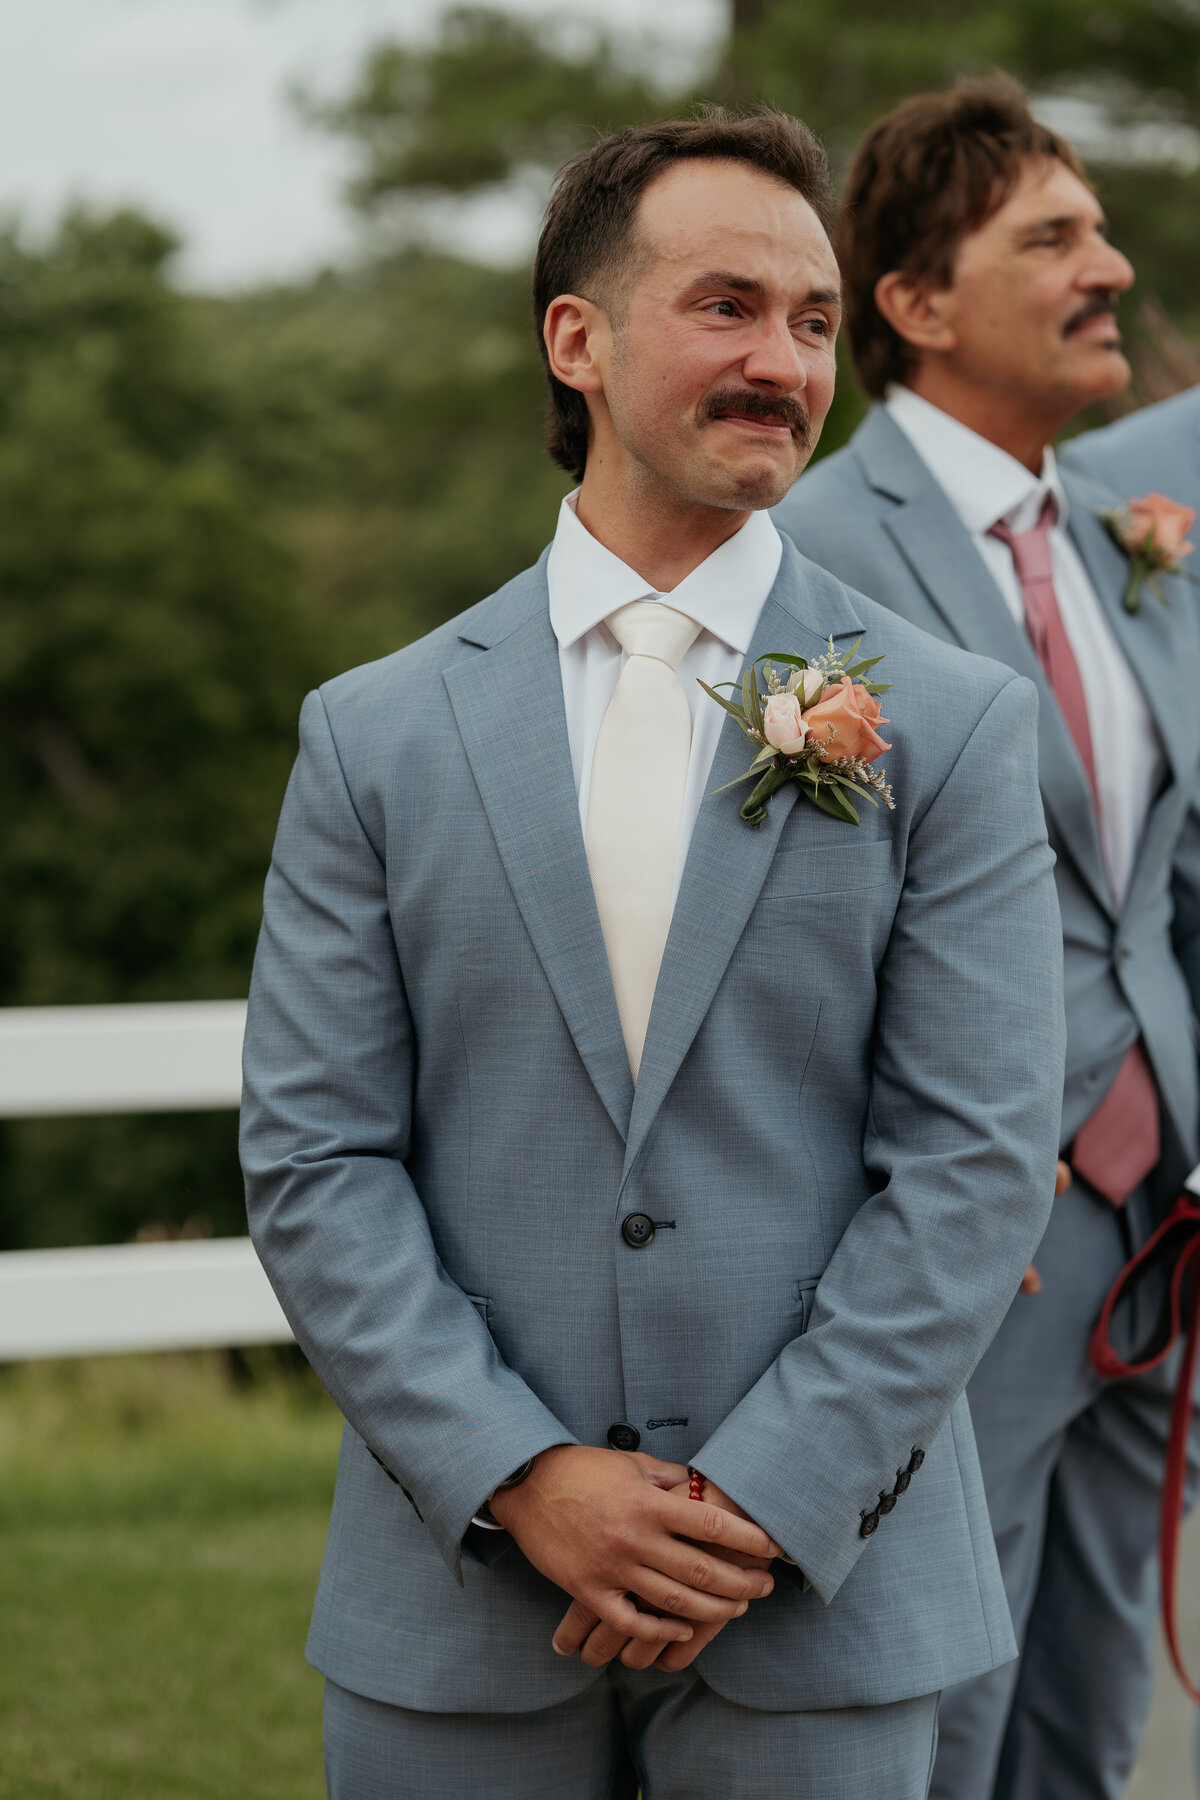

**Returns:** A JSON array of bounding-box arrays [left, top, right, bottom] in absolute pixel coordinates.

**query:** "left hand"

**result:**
[[551, 1475, 776, 1672]]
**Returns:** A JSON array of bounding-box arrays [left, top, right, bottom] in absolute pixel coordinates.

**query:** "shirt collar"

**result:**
[[546, 490, 782, 656], [884, 385, 1068, 536]]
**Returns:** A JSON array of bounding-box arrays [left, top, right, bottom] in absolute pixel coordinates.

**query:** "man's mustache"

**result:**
[[700, 387, 812, 447], [1063, 293, 1122, 339]]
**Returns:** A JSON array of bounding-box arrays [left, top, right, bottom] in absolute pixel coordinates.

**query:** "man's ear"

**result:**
[[543, 294, 608, 395], [874, 271, 958, 355]]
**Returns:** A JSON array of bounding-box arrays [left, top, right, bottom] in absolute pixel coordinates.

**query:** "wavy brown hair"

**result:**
[[839, 75, 1087, 399]]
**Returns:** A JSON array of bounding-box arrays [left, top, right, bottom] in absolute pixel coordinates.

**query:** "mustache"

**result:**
[[700, 386, 812, 446], [1063, 292, 1122, 338]]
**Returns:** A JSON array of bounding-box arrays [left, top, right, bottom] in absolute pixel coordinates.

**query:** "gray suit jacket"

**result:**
[[775, 407, 1200, 1203], [241, 537, 1065, 1715], [1061, 384, 1200, 521]]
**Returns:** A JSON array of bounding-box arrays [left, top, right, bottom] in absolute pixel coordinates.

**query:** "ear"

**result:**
[[874, 271, 958, 355], [543, 294, 609, 395]]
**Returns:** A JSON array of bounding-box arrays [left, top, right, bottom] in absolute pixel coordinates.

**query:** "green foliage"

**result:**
[[303, 5, 665, 206]]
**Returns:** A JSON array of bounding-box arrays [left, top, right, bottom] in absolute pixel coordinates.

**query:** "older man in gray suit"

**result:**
[[241, 107, 1065, 1799], [775, 77, 1200, 1800]]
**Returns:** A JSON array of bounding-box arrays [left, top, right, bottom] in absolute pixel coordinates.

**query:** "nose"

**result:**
[[740, 311, 808, 393], [1085, 237, 1134, 297]]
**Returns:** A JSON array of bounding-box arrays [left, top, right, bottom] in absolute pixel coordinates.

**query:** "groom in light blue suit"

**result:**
[[775, 78, 1200, 1800], [242, 108, 1065, 1799]]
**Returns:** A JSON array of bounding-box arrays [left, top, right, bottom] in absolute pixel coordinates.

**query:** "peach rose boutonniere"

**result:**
[[1099, 491, 1196, 614], [700, 637, 895, 827]]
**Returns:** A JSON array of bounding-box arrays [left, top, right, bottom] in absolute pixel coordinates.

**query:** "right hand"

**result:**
[[1022, 1160, 1072, 1295], [487, 1445, 780, 1653]]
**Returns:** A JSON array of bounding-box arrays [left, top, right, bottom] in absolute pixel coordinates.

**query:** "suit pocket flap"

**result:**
[[761, 838, 892, 898]]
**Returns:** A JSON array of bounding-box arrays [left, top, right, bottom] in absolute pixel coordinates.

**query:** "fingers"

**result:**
[[628, 1567, 756, 1624], [654, 1616, 730, 1672], [652, 1539, 776, 1606], [657, 1492, 781, 1561], [552, 1598, 602, 1657], [629, 1453, 689, 1491], [1056, 1158, 1072, 1196], [1020, 1263, 1042, 1295], [579, 1616, 650, 1669]]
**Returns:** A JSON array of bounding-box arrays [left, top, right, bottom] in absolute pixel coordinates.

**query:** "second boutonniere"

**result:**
[[701, 637, 896, 828], [1099, 491, 1196, 614]]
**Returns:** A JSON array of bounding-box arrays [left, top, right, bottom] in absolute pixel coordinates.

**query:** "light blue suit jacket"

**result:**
[[241, 537, 1065, 1715], [775, 407, 1200, 1205], [1061, 384, 1200, 522]]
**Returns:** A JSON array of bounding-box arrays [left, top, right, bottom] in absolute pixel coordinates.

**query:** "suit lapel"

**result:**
[[1064, 469, 1200, 793], [856, 407, 1115, 919], [443, 565, 634, 1139], [621, 542, 863, 1182]]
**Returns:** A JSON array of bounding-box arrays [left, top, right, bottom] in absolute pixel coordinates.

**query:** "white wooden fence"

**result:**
[[0, 1001, 293, 1359]]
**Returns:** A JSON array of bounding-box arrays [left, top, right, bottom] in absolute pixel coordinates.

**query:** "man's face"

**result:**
[[588, 159, 841, 512], [934, 157, 1134, 412]]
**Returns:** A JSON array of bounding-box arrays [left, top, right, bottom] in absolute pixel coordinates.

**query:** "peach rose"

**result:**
[[802, 675, 891, 763], [1124, 493, 1195, 563], [762, 691, 809, 756]]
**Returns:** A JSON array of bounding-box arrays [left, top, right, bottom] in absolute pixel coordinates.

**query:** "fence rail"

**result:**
[[0, 1000, 293, 1361]]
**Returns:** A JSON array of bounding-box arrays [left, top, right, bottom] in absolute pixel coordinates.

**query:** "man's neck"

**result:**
[[902, 371, 1063, 475], [574, 468, 751, 593]]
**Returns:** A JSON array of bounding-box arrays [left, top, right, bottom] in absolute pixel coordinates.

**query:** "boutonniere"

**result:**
[[1099, 492, 1196, 614], [701, 637, 895, 828]]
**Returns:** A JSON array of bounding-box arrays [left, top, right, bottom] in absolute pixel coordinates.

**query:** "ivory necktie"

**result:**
[[990, 499, 1159, 1206], [585, 601, 701, 1080]]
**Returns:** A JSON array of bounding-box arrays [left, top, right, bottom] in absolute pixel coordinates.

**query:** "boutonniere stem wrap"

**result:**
[[1099, 492, 1196, 614], [701, 637, 896, 828]]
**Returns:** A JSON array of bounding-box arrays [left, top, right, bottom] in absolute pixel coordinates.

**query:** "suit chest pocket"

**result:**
[[759, 837, 893, 901]]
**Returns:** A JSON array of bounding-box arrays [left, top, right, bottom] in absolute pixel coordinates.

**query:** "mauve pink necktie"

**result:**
[[990, 498, 1159, 1207]]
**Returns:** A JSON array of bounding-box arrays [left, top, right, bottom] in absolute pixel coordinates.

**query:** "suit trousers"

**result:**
[[323, 1669, 940, 1800], [931, 1175, 1200, 1800]]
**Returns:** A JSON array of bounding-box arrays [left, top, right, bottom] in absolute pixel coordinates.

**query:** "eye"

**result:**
[[705, 298, 741, 318]]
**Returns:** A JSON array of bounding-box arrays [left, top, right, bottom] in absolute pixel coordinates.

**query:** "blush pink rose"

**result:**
[[762, 691, 809, 755], [801, 675, 891, 763], [1125, 492, 1195, 562]]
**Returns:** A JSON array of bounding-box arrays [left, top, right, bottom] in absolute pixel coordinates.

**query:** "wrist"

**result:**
[[474, 1457, 535, 1528]]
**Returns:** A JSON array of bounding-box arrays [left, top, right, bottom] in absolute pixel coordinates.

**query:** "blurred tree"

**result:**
[[0, 211, 335, 1246]]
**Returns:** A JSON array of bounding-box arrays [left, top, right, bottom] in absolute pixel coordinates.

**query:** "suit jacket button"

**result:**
[[860, 1511, 880, 1538], [893, 1469, 911, 1494], [608, 1422, 641, 1452], [877, 1490, 897, 1515], [621, 1213, 655, 1248], [908, 1447, 925, 1473]]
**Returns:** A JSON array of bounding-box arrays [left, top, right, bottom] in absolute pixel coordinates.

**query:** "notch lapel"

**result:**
[[621, 543, 863, 1181], [1064, 468, 1200, 923], [856, 408, 1114, 919], [443, 567, 633, 1139]]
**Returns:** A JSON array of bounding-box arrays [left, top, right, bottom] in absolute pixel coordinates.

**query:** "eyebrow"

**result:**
[[688, 270, 842, 305], [1015, 213, 1108, 240]]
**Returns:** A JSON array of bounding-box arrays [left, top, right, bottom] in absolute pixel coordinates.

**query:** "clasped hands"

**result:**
[[486, 1444, 781, 1672]]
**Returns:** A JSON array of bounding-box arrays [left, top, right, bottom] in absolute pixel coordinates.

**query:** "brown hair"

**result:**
[[839, 75, 1088, 398], [533, 108, 833, 481]]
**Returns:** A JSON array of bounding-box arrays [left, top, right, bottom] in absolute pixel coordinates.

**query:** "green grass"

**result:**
[[0, 1349, 343, 1800]]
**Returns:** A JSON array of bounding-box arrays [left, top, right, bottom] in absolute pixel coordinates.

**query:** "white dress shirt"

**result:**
[[885, 385, 1163, 904], [547, 492, 783, 903]]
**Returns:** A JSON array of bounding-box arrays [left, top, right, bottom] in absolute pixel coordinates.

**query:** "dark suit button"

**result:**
[[608, 1422, 641, 1452], [893, 1469, 911, 1495], [859, 1510, 880, 1538], [908, 1447, 925, 1473], [621, 1213, 655, 1248], [877, 1490, 897, 1515]]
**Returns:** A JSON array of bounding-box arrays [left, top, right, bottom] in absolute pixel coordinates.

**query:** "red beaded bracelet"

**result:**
[[687, 1464, 705, 1502]]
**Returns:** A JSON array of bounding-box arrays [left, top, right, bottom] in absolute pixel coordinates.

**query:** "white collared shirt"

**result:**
[[885, 385, 1163, 904], [547, 492, 782, 903]]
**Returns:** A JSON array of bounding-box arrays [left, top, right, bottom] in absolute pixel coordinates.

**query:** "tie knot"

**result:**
[[606, 600, 701, 671], [988, 493, 1057, 585]]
